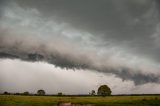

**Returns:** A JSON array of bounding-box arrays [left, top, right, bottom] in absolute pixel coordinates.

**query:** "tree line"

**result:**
[[3, 89, 46, 96], [2, 85, 112, 96]]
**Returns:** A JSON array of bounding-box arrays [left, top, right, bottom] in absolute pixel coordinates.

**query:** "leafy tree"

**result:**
[[97, 85, 111, 96], [37, 89, 45, 96], [58, 92, 63, 96], [23, 91, 29, 95], [91, 90, 96, 96], [3, 91, 9, 95]]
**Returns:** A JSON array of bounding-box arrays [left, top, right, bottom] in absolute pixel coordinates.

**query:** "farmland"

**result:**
[[0, 95, 160, 106]]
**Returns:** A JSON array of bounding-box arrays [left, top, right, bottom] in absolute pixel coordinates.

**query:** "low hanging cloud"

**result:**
[[0, 28, 160, 85], [0, 0, 160, 85]]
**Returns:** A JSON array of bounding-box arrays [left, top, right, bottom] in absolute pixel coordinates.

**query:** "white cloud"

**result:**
[[1, 59, 160, 94]]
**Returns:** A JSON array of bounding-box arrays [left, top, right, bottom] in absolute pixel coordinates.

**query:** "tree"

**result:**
[[97, 85, 111, 96], [91, 90, 96, 96], [3, 91, 9, 95], [23, 91, 29, 95], [58, 92, 63, 96], [37, 89, 45, 96]]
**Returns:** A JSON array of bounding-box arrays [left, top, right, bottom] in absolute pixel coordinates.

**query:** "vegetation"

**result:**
[[0, 95, 160, 106], [97, 85, 112, 96], [37, 90, 45, 96], [23, 92, 29, 95], [3, 92, 9, 95], [1, 87, 159, 106], [91, 90, 96, 96], [58, 92, 63, 96]]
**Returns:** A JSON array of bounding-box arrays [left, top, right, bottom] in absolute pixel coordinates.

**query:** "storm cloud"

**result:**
[[1, 0, 160, 87]]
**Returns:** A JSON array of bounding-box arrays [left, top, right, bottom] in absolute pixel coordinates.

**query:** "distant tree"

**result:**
[[23, 91, 29, 95], [91, 90, 96, 96], [58, 92, 63, 96], [37, 89, 45, 96], [3, 91, 9, 95], [97, 85, 111, 96]]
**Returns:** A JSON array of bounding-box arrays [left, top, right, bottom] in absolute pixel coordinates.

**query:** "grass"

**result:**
[[0, 95, 160, 106]]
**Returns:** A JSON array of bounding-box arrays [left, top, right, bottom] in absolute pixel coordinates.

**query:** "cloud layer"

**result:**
[[0, 0, 160, 89]]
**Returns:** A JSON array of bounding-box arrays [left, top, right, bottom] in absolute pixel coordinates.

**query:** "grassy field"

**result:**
[[0, 95, 160, 106]]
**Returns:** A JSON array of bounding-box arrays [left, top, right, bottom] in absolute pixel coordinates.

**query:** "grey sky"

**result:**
[[0, 0, 160, 94]]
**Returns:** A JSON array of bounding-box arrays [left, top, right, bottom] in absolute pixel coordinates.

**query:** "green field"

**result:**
[[0, 95, 160, 106]]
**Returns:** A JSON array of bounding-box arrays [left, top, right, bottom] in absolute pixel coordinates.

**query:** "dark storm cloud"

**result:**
[[15, 0, 156, 35], [112, 68, 160, 85], [0, 30, 92, 69], [16, 0, 154, 33], [0, 32, 160, 85], [0, 0, 6, 17], [1, 0, 160, 85], [15, 0, 160, 61]]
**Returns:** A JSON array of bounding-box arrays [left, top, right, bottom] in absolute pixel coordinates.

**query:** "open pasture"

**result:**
[[0, 95, 160, 106]]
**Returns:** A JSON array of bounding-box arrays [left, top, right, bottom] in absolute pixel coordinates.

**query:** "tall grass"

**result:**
[[0, 95, 160, 106]]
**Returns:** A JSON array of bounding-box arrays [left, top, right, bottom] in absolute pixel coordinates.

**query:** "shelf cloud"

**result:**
[[1, 0, 160, 88]]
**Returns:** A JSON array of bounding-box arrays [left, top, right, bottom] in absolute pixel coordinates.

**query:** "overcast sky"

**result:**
[[0, 0, 160, 94]]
